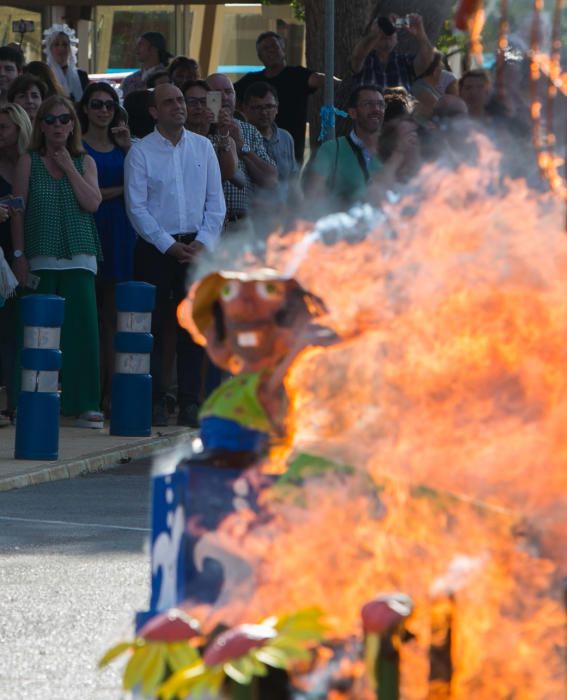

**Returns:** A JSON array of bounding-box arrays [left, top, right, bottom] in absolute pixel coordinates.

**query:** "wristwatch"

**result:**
[[13, 249, 24, 258], [240, 143, 251, 156]]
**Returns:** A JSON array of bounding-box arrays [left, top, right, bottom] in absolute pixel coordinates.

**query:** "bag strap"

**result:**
[[328, 137, 340, 193], [345, 133, 371, 183]]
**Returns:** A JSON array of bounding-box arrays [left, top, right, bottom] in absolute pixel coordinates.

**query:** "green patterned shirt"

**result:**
[[25, 151, 102, 261], [199, 371, 273, 433]]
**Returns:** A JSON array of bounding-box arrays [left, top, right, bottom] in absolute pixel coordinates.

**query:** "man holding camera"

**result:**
[[350, 13, 433, 93]]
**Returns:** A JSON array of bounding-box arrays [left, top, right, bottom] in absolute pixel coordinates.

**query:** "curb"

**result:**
[[0, 428, 196, 493]]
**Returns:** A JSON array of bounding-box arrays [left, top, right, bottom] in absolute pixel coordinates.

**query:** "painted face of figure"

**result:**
[[218, 279, 293, 371]]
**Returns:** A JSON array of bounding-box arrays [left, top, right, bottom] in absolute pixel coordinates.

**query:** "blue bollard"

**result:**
[[110, 281, 156, 437], [15, 294, 65, 460]]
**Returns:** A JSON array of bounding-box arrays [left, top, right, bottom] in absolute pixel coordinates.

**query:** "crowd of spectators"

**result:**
[[0, 11, 540, 429]]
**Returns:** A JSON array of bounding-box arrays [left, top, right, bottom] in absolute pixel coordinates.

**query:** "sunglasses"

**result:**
[[42, 113, 73, 125], [89, 99, 116, 111]]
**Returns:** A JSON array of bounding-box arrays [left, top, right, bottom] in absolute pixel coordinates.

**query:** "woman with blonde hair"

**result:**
[[11, 95, 104, 428], [0, 103, 32, 424]]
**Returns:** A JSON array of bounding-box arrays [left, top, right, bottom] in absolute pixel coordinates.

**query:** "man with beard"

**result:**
[[125, 83, 225, 427], [306, 85, 385, 210]]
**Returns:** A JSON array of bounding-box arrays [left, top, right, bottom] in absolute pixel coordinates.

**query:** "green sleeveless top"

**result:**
[[199, 371, 273, 433], [25, 151, 102, 261]]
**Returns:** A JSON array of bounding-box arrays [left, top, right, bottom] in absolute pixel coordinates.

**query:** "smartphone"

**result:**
[[206, 91, 222, 123], [26, 273, 40, 290], [394, 16, 410, 29], [0, 195, 24, 212], [12, 19, 35, 34]]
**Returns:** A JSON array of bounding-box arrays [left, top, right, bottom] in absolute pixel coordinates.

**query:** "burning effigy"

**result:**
[[97, 0, 567, 693], [99, 129, 567, 699]]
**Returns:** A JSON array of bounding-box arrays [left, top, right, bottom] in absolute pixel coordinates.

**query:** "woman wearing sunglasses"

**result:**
[[79, 82, 136, 416], [11, 95, 104, 429]]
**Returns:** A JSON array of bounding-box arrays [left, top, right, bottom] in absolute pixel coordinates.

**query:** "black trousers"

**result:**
[[134, 237, 206, 408]]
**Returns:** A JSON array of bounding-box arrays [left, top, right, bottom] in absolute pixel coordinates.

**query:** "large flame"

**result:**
[[188, 138, 567, 698]]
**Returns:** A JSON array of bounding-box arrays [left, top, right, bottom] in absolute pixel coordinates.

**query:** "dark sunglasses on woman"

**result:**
[[42, 113, 74, 125], [89, 99, 117, 111]]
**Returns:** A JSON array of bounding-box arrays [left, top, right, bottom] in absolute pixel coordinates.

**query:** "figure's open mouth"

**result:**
[[237, 332, 259, 348]]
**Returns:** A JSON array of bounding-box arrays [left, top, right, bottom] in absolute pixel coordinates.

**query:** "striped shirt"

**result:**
[[352, 50, 416, 93]]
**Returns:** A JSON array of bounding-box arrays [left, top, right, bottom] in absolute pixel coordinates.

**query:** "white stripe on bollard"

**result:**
[[117, 311, 152, 333], [21, 369, 60, 393], [23, 326, 61, 350], [115, 352, 151, 374]]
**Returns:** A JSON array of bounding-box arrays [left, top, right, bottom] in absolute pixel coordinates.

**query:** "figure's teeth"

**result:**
[[237, 332, 258, 347]]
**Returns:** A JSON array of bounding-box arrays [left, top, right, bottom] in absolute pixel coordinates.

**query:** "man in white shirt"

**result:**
[[125, 83, 225, 427]]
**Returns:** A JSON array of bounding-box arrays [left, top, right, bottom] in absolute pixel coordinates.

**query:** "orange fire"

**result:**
[[187, 141, 567, 697]]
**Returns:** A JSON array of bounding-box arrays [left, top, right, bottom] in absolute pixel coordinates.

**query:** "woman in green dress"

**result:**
[[11, 95, 104, 428]]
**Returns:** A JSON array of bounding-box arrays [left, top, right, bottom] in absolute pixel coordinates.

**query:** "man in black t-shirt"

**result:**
[[234, 31, 327, 163]]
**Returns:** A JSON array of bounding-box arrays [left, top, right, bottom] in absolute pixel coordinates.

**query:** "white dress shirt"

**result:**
[[125, 127, 226, 254]]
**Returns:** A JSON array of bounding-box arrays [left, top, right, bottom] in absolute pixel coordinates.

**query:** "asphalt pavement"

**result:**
[[0, 456, 159, 700]]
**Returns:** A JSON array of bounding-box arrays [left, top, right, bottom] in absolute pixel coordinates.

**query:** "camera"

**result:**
[[376, 17, 396, 37], [394, 16, 411, 30], [12, 19, 35, 35]]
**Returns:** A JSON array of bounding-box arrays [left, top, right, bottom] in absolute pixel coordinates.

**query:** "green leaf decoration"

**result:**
[[123, 644, 153, 690], [157, 660, 205, 700], [166, 641, 200, 671], [224, 660, 254, 685], [268, 639, 312, 662], [97, 641, 134, 668], [142, 644, 168, 696], [254, 646, 290, 669], [248, 655, 269, 677]]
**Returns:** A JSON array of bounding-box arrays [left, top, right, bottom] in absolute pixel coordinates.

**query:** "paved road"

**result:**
[[0, 457, 161, 700]]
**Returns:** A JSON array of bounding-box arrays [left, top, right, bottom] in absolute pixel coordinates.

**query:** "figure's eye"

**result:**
[[220, 280, 241, 301], [256, 281, 284, 300]]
